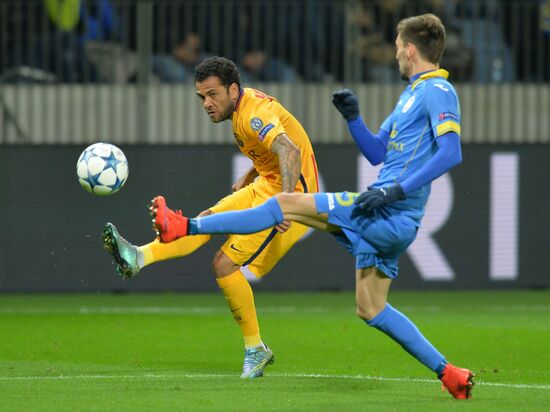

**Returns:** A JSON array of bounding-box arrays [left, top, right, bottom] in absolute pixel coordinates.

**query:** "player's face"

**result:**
[[195, 76, 239, 123], [395, 34, 411, 80]]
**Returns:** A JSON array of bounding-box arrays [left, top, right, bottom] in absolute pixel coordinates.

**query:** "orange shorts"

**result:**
[[209, 178, 309, 277]]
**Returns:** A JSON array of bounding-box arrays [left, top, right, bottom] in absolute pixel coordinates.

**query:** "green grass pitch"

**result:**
[[0, 291, 549, 411]]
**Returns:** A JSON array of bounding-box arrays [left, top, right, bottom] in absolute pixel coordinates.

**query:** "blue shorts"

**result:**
[[314, 192, 418, 279]]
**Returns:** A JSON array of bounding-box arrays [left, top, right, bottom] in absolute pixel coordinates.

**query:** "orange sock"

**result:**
[[137, 235, 210, 267], [217, 270, 263, 348]]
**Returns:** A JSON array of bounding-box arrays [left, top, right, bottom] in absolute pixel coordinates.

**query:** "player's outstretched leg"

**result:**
[[150, 196, 190, 242], [440, 363, 475, 399], [102, 222, 141, 278], [150, 195, 285, 241], [241, 345, 274, 379]]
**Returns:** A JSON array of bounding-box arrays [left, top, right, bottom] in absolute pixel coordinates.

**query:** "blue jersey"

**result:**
[[375, 69, 461, 222]]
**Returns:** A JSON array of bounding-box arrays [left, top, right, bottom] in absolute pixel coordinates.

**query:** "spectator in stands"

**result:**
[[154, 1, 322, 82], [77, 0, 119, 43], [78, 0, 140, 83], [216, 1, 320, 82], [32, 0, 122, 82], [152, 32, 208, 83], [239, 50, 299, 83], [9, 0, 100, 83]]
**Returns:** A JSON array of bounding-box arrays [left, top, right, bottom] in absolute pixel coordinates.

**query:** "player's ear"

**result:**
[[229, 83, 240, 99], [407, 42, 416, 60]]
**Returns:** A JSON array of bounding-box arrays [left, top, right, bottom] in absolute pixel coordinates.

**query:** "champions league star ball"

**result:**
[[76, 143, 129, 196]]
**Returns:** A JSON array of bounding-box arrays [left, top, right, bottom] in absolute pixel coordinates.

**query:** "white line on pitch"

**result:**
[[0, 306, 332, 315], [1, 304, 549, 315], [0, 372, 548, 390]]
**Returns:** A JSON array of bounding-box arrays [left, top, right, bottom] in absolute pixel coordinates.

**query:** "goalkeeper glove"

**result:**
[[354, 183, 406, 212], [332, 89, 360, 121]]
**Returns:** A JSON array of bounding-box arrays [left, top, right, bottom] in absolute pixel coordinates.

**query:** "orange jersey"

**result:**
[[231, 87, 319, 195]]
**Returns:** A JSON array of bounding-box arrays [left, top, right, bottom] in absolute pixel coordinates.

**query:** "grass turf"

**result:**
[[0, 291, 549, 411]]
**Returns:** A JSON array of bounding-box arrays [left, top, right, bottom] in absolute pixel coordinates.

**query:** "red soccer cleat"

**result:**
[[440, 363, 475, 399], [149, 195, 189, 242]]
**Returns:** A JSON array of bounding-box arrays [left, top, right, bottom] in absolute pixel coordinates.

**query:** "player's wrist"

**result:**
[[347, 115, 362, 125], [344, 112, 359, 121], [386, 183, 406, 201]]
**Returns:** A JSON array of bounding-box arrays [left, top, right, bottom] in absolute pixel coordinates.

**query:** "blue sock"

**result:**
[[189, 197, 284, 235], [367, 304, 447, 377]]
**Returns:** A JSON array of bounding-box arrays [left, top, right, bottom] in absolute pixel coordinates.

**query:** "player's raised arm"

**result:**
[[271, 133, 301, 193], [332, 89, 389, 165]]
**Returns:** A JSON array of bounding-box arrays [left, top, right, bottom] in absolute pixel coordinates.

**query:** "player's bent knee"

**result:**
[[211, 250, 239, 278], [356, 307, 371, 321], [356, 303, 383, 321]]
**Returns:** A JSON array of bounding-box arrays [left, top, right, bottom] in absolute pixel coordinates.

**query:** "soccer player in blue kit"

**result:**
[[146, 14, 474, 399]]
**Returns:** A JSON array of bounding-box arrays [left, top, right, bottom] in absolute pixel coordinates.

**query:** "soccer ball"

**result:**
[[76, 143, 129, 196]]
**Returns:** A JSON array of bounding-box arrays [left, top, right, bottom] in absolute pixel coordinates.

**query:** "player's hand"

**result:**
[[275, 219, 291, 233], [232, 181, 245, 192], [232, 176, 251, 192], [354, 183, 405, 212], [332, 89, 360, 121], [232, 167, 258, 192]]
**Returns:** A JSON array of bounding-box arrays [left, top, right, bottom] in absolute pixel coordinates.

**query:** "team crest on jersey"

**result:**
[[250, 117, 264, 131], [402, 96, 415, 113]]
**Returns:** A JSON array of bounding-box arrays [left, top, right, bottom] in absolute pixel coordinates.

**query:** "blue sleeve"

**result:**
[[347, 116, 389, 166], [426, 82, 461, 138], [400, 132, 462, 194]]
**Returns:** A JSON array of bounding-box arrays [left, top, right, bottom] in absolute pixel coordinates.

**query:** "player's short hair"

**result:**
[[194, 56, 241, 88], [396, 14, 446, 64]]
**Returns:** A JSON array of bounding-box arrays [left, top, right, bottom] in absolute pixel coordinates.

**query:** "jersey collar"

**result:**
[[410, 68, 449, 91], [234, 88, 245, 112]]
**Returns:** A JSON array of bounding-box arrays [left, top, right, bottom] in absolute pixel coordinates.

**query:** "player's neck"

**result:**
[[409, 61, 439, 79]]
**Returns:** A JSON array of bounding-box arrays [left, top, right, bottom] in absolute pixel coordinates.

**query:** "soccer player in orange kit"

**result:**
[[103, 56, 319, 379]]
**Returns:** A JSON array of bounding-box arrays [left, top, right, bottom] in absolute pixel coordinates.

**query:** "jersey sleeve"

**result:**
[[426, 82, 461, 138], [244, 105, 286, 149]]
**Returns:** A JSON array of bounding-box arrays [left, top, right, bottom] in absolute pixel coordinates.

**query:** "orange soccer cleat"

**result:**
[[149, 195, 189, 242], [440, 363, 475, 399]]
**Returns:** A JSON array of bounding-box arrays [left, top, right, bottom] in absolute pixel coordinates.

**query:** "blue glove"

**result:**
[[332, 89, 360, 121], [354, 183, 406, 212]]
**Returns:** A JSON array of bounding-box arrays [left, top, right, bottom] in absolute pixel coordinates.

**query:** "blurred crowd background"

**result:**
[[1, 0, 550, 144], [2, 0, 549, 84]]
